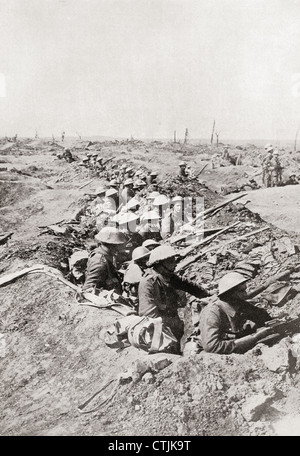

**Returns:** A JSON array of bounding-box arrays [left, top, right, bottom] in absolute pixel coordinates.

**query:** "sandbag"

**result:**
[[260, 281, 298, 307]]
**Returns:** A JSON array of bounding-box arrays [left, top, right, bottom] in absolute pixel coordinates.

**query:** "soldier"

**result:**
[[145, 191, 160, 211], [121, 178, 135, 205], [178, 161, 189, 178], [284, 174, 299, 185], [118, 212, 143, 262], [95, 156, 104, 176], [82, 157, 90, 168], [138, 246, 211, 353], [272, 150, 283, 186], [161, 195, 187, 238], [89, 186, 106, 216], [125, 167, 134, 180], [138, 210, 162, 242], [142, 239, 161, 251], [63, 147, 73, 163], [262, 146, 274, 187], [149, 171, 158, 185], [122, 263, 143, 308], [82, 227, 126, 295], [131, 246, 151, 273], [104, 188, 119, 213], [198, 272, 272, 354]]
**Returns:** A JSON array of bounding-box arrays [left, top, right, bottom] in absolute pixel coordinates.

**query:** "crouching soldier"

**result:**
[[138, 245, 211, 354], [82, 227, 126, 295], [199, 272, 272, 354]]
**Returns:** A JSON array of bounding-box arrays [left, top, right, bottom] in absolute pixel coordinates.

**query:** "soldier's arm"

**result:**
[[171, 275, 211, 300]]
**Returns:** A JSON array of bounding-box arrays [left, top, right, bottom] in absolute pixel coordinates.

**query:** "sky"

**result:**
[[1, 0, 300, 140]]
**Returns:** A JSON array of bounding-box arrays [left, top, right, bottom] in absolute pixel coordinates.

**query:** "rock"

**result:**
[[131, 359, 150, 383], [260, 341, 295, 373], [119, 370, 133, 384], [241, 393, 273, 421], [142, 372, 155, 384], [149, 354, 179, 372]]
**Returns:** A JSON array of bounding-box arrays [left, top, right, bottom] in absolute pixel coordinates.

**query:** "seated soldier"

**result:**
[[82, 227, 126, 295], [138, 245, 211, 354], [122, 263, 143, 309], [198, 272, 272, 354]]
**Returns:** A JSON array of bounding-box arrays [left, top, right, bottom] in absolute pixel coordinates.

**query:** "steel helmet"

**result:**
[[148, 245, 178, 266], [132, 246, 151, 262], [264, 144, 273, 150], [266, 147, 274, 153], [124, 198, 140, 211], [83, 157, 89, 162], [95, 227, 127, 244], [172, 195, 183, 203], [135, 170, 143, 176], [94, 186, 106, 196], [96, 156, 103, 162], [150, 171, 158, 176], [123, 263, 143, 284], [124, 178, 134, 186], [146, 191, 160, 200], [141, 210, 161, 221], [86, 153, 92, 157], [109, 179, 119, 187], [273, 150, 279, 155], [92, 153, 98, 157], [153, 195, 169, 207], [110, 214, 120, 223], [126, 167, 133, 173], [142, 239, 160, 249], [136, 179, 147, 187], [179, 161, 187, 167], [218, 272, 249, 296], [105, 188, 118, 197], [118, 212, 140, 225]]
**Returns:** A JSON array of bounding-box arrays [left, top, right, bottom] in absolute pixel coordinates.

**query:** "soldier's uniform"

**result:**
[[82, 245, 122, 294]]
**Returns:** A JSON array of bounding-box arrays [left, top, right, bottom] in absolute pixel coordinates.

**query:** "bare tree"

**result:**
[[215, 130, 221, 147], [174, 130, 176, 143], [294, 124, 300, 151], [210, 120, 215, 144], [76, 131, 82, 140], [184, 128, 189, 144]]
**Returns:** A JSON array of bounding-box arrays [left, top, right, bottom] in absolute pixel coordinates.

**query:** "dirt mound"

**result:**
[[2, 139, 300, 436], [157, 174, 220, 209]]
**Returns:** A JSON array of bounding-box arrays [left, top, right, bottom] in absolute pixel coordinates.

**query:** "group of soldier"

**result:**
[[68, 151, 283, 357], [261, 143, 299, 187]]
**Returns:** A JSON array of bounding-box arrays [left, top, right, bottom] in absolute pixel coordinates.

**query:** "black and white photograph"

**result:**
[[1, 0, 300, 439]]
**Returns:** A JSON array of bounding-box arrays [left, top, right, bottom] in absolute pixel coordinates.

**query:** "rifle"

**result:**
[[264, 315, 300, 338], [102, 156, 115, 167], [181, 192, 248, 229], [195, 163, 209, 178]]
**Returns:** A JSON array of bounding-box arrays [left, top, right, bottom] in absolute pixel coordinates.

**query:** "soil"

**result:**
[[1, 138, 300, 436]]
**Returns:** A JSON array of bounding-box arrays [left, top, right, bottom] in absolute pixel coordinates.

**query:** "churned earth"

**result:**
[[1, 137, 300, 436]]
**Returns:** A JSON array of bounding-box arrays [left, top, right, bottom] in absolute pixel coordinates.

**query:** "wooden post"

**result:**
[[210, 120, 215, 144]]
